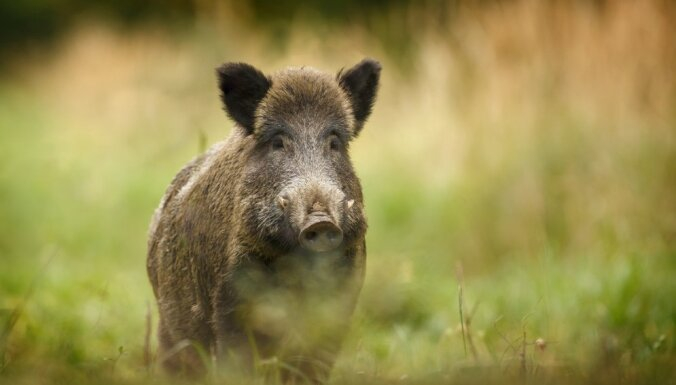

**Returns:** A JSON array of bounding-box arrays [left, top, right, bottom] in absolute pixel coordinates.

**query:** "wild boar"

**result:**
[[147, 58, 380, 382]]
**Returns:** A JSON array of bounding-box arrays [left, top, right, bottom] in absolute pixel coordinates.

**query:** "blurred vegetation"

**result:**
[[1, 0, 675, 384], [0, 0, 435, 65]]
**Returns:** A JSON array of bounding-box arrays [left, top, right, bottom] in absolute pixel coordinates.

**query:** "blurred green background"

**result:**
[[0, 1, 674, 384]]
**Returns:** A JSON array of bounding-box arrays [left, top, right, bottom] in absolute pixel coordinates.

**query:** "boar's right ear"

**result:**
[[338, 58, 381, 136], [217, 62, 271, 135]]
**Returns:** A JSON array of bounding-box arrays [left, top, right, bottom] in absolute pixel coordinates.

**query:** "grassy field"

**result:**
[[1, 1, 674, 384]]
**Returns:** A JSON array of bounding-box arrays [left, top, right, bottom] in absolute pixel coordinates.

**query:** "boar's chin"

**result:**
[[239, 253, 356, 348]]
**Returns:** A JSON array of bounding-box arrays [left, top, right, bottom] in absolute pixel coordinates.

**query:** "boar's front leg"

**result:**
[[211, 258, 261, 374]]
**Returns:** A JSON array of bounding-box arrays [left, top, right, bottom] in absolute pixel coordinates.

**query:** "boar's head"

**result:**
[[217, 60, 380, 262]]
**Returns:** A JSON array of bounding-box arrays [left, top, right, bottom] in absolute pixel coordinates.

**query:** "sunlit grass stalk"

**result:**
[[520, 329, 527, 378], [458, 286, 468, 358]]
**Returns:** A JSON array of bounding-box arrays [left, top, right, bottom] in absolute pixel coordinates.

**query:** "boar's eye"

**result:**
[[271, 136, 285, 151], [329, 135, 342, 151]]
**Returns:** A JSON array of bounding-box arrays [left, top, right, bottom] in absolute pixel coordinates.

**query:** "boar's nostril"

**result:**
[[299, 221, 343, 253]]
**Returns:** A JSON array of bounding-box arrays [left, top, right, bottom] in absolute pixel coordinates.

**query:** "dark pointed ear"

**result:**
[[217, 62, 271, 135], [338, 58, 381, 135]]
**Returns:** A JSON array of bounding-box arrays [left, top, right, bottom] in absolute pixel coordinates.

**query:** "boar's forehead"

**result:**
[[254, 68, 355, 135]]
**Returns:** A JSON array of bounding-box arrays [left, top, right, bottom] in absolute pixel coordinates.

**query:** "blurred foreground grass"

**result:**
[[1, 1, 675, 384]]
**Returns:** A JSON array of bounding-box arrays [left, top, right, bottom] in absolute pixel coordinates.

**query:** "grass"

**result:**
[[1, 0, 675, 383]]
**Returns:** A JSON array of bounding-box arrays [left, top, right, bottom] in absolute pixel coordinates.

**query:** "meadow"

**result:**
[[0, 1, 674, 384]]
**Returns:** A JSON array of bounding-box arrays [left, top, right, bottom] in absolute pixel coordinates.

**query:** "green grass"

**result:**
[[1, 2, 675, 383], [1, 81, 673, 384]]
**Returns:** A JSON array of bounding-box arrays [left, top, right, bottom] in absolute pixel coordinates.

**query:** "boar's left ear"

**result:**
[[217, 62, 271, 135], [338, 58, 381, 136]]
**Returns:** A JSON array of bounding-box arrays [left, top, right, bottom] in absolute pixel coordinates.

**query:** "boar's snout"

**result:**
[[276, 181, 348, 252], [299, 213, 343, 252]]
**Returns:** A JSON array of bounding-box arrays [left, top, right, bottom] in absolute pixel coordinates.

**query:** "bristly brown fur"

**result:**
[[147, 59, 380, 383]]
